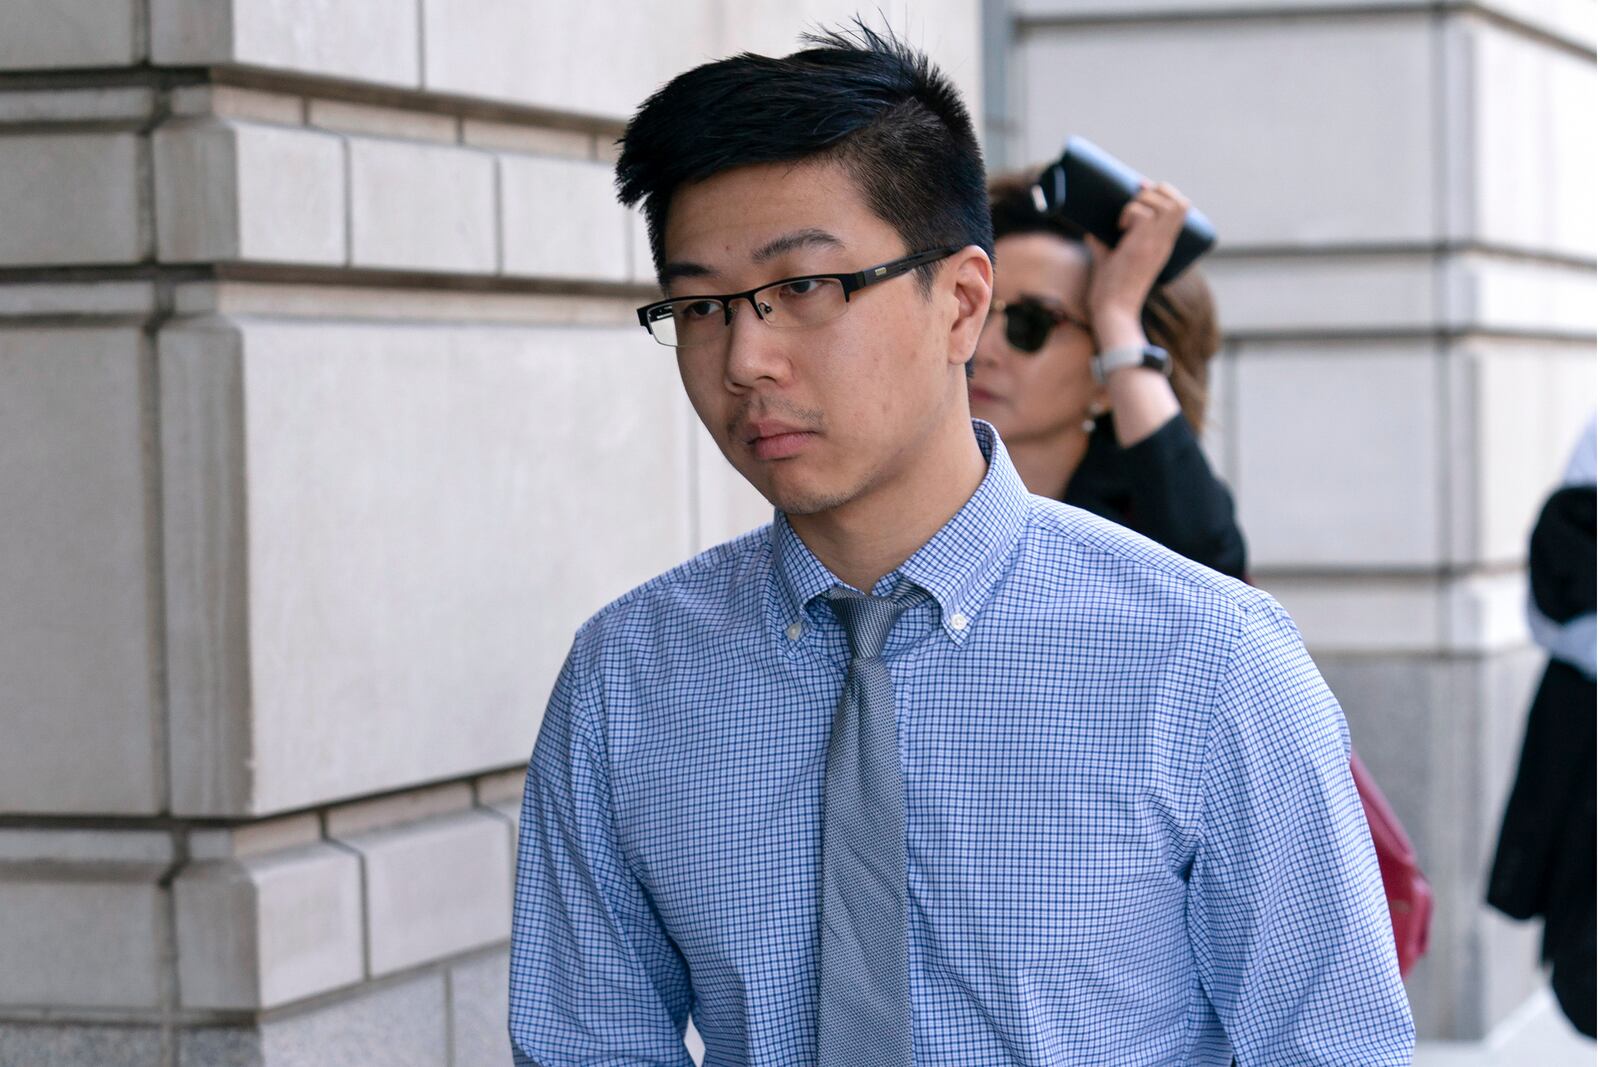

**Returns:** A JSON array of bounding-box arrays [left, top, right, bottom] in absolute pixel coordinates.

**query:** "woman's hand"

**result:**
[[1085, 181, 1190, 349]]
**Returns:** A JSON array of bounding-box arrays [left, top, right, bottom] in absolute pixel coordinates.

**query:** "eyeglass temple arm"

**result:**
[[844, 245, 965, 295]]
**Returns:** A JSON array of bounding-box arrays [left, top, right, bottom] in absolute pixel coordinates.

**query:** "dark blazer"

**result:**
[[1063, 413, 1248, 580]]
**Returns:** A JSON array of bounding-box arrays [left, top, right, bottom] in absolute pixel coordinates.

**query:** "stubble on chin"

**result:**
[[769, 484, 853, 517]]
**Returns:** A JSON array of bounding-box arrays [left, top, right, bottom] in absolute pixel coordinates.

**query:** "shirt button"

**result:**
[[950, 612, 969, 631], [785, 621, 804, 641]]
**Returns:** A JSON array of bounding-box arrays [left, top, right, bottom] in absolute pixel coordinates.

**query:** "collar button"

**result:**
[[950, 612, 969, 631]]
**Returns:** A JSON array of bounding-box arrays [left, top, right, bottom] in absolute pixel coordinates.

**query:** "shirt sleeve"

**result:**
[[1116, 414, 1249, 580], [509, 639, 695, 1067], [1187, 598, 1414, 1065]]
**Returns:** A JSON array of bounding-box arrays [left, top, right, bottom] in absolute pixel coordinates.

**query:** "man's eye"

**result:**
[[779, 279, 823, 298], [681, 300, 721, 319]]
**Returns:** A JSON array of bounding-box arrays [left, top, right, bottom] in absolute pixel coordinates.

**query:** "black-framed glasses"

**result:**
[[636, 246, 962, 349], [989, 296, 1090, 354]]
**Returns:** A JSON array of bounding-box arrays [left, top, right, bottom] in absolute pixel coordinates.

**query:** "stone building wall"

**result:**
[[0, 3, 979, 1064], [998, 0, 1596, 1042]]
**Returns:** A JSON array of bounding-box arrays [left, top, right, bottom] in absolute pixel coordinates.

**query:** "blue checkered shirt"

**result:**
[[510, 421, 1414, 1066]]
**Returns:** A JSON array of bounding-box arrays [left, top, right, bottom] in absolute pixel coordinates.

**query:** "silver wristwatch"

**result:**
[[1092, 343, 1170, 384]]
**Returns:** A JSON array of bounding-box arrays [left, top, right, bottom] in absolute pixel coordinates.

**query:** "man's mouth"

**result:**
[[746, 427, 816, 460]]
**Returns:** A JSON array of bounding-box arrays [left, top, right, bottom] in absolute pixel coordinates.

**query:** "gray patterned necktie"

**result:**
[[816, 582, 927, 1067]]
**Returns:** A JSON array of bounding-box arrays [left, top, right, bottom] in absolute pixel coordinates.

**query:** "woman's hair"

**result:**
[[988, 170, 1220, 433]]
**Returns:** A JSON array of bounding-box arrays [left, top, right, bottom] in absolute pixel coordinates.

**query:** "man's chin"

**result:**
[[746, 470, 852, 518]]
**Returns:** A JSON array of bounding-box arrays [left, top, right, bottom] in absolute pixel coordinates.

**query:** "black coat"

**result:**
[[1063, 413, 1248, 580], [1486, 484, 1597, 1037]]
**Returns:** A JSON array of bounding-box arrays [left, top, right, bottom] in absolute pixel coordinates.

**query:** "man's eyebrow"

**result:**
[[659, 229, 845, 289], [661, 261, 714, 285], [752, 228, 845, 263]]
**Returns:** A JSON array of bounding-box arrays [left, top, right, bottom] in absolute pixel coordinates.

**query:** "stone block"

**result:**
[[1233, 341, 1440, 569], [449, 950, 512, 1067], [151, 0, 420, 89], [159, 320, 253, 818], [154, 119, 346, 266], [1446, 340, 1597, 566], [174, 842, 364, 1010], [1206, 254, 1437, 336], [420, 0, 717, 119], [348, 138, 496, 273], [0, 828, 173, 868], [0, 281, 154, 318], [1013, 0, 1592, 50], [0, 326, 161, 815], [1260, 571, 1530, 655], [0, 1023, 164, 1067], [0, 866, 171, 993], [1017, 14, 1435, 249], [0, 0, 140, 70], [0, 831, 169, 1007], [461, 120, 592, 158], [1443, 254, 1598, 338], [308, 100, 457, 144], [500, 154, 630, 281], [179, 971, 448, 1067], [164, 317, 694, 816], [336, 811, 512, 976], [1467, 18, 1597, 259], [0, 132, 145, 265], [0, 87, 155, 124]]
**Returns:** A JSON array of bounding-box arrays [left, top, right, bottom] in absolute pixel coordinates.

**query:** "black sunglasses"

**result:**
[[989, 297, 1090, 354]]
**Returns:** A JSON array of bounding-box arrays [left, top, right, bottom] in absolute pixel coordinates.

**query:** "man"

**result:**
[[510, 24, 1413, 1066]]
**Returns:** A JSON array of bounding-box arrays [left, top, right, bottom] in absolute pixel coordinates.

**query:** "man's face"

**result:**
[[661, 160, 967, 517]]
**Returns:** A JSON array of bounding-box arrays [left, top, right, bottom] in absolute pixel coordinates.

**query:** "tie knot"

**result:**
[[824, 583, 927, 662]]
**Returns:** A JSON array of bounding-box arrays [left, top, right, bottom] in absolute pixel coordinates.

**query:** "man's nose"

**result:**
[[723, 298, 790, 388]]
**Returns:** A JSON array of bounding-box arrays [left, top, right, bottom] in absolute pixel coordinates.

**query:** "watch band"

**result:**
[[1092, 343, 1170, 384]]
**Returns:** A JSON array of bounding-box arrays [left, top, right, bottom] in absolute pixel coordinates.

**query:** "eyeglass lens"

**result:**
[[646, 277, 849, 348]]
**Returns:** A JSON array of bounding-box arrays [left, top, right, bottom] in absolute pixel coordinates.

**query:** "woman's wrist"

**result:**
[[1091, 310, 1146, 352]]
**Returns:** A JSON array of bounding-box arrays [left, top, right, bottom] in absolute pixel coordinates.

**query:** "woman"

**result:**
[[970, 171, 1247, 579]]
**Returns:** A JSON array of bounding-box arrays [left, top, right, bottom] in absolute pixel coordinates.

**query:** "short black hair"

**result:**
[[614, 21, 992, 295]]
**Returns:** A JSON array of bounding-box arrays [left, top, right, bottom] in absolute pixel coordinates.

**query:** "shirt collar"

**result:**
[[769, 419, 1031, 648]]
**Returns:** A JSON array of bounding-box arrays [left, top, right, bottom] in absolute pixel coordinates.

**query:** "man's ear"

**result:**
[[946, 246, 994, 368]]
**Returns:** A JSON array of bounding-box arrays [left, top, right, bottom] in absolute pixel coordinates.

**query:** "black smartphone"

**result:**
[[1030, 136, 1217, 285]]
